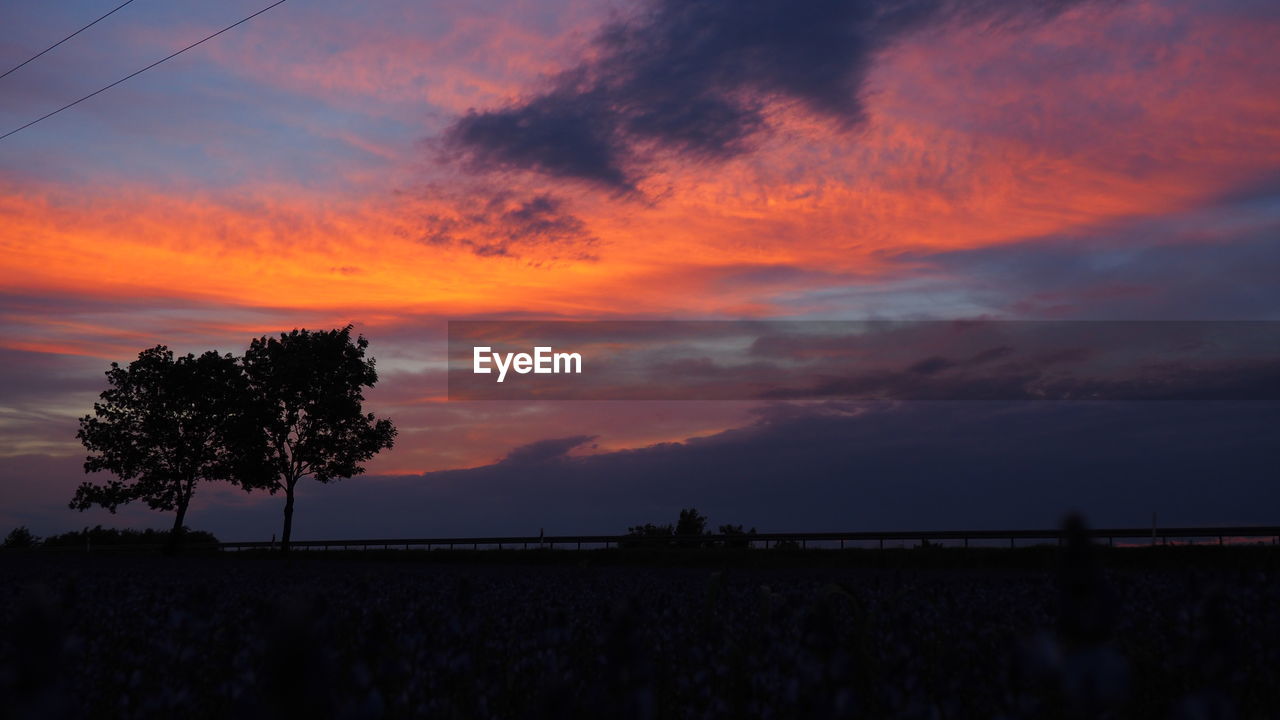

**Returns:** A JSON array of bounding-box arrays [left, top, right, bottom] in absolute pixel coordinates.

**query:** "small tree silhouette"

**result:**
[[3, 526, 39, 549], [238, 326, 396, 551], [675, 508, 707, 536], [71, 346, 244, 547], [674, 508, 709, 548]]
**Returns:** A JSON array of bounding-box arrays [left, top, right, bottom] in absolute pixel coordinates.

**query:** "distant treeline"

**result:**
[[3, 525, 219, 550], [623, 507, 758, 548]]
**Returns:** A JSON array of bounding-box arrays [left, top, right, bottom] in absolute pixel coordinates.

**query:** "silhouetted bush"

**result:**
[[675, 508, 707, 536], [626, 508, 732, 549], [675, 508, 710, 548], [622, 522, 674, 548], [40, 525, 219, 549], [717, 524, 757, 549], [2, 526, 39, 549]]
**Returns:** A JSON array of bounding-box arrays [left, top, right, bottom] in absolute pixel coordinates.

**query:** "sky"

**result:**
[[1, 0, 1278, 540]]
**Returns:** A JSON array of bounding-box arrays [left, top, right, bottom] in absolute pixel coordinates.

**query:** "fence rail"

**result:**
[[212, 525, 1280, 552]]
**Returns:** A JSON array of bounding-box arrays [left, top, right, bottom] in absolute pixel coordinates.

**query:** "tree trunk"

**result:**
[[166, 499, 189, 554], [281, 481, 296, 552]]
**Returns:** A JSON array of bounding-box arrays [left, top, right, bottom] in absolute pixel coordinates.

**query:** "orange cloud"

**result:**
[[6, 2, 1274, 327]]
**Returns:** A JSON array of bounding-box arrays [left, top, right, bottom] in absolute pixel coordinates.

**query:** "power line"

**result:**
[[0, 0, 288, 143], [0, 0, 139, 81]]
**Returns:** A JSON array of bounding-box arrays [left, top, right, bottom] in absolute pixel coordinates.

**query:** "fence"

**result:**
[[213, 526, 1280, 552]]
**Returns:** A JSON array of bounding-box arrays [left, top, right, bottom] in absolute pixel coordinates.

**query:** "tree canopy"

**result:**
[[72, 346, 245, 542]]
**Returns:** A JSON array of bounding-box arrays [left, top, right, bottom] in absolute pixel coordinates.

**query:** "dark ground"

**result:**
[[2, 547, 1278, 719]]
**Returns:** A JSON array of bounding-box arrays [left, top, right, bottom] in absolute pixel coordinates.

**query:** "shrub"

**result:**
[[2, 526, 39, 549], [622, 522, 674, 548], [718, 524, 757, 549], [40, 526, 219, 549]]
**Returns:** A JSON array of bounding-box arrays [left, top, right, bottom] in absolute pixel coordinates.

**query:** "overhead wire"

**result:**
[[0, 0, 139, 81], [0, 0, 289, 143]]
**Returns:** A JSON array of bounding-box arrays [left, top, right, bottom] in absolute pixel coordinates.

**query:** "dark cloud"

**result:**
[[415, 190, 599, 260], [446, 90, 630, 189], [908, 355, 958, 376], [501, 435, 598, 465], [443, 0, 1095, 189], [174, 400, 1280, 540]]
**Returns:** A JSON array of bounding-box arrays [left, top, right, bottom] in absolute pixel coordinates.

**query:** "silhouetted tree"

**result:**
[[239, 326, 396, 551], [3, 526, 39, 549], [674, 508, 709, 548], [71, 346, 244, 547], [675, 507, 707, 534]]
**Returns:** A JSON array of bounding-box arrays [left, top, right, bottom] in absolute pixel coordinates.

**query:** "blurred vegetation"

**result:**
[[624, 508, 757, 549], [2, 550, 1278, 718], [2, 525, 39, 549], [29, 525, 219, 550]]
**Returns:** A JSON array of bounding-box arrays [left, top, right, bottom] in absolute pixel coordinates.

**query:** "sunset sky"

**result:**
[[2, 0, 1278, 539]]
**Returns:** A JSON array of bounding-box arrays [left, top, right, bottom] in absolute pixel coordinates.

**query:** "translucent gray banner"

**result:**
[[447, 320, 1280, 401]]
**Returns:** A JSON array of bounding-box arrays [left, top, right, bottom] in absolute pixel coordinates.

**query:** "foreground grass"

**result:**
[[2, 551, 1277, 718]]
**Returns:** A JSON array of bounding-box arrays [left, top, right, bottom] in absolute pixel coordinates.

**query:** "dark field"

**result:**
[[2, 550, 1278, 719]]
